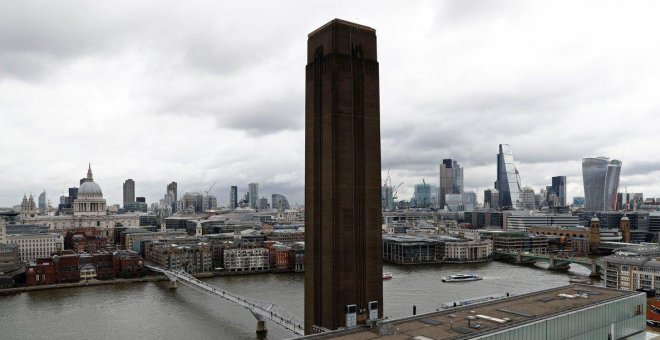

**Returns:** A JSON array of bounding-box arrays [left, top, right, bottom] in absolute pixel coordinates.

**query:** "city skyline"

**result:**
[[2, 1, 660, 207]]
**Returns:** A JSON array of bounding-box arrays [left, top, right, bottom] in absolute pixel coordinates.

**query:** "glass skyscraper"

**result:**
[[551, 176, 567, 206], [439, 159, 463, 209], [495, 144, 522, 209], [582, 157, 622, 211]]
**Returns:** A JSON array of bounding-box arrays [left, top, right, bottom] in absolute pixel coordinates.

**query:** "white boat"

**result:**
[[569, 276, 592, 285], [383, 273, 393, 280], [441, 274, 483, 282]]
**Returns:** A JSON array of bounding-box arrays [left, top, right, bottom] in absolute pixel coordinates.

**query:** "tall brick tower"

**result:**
[[620, 216, 631, 243], [304, 19, 383, 334]]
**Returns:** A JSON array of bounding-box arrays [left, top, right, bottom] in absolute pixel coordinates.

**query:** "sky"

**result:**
[[1, 0, 660, 208]]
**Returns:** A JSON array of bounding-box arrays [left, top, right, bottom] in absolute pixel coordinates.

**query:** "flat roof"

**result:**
[[300, 284, 641, 340]]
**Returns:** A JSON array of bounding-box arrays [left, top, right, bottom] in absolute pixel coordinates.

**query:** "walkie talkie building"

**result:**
[[582, 157, 622, 211]]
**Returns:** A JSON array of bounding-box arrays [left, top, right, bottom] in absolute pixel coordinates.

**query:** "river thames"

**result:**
[[0, 261, 592, 340]]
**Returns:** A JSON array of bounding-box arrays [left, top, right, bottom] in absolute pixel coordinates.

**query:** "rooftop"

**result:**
[[300, 284, 639, 340]]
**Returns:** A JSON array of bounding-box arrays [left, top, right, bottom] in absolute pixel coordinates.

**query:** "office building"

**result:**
[[439, 159, 463, 209], [483, 189, 499, 210], [381, 185, 394, 211], [495, 144, 522, 209], [506, 211, 580, 229], [582, 157, 622, 211], [248, 183, 259, 209], [305, 19, 383, 333], [271, 194, 290, 210], [38, 191, 46, 211], [258, 197, 269, 210], [519, 187, 536, 210], [230, 186, 238, 210], [123, 179, 135, 206], [6, 233, 64, 263], [167, 182, 178, 212], [550, 176, 567, 206], [413, 183, 433, 207], [203, 195, 217, 211], [182, 192, 203, 213]]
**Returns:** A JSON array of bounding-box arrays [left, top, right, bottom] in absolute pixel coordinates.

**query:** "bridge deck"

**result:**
[[145, 264, 305, 336]]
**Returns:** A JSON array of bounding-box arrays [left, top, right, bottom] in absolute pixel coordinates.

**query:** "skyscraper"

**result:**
[[439, 159, 463, 208], [271, 194, 290, 210], [520, 187, 536, 210], [248, 183, 259, 209], [123, 179, 135, 206], [414, 183, 433, 207], [167, 181, 177, 212], [305, 19, 383, 333], [484, 189, 499, 209], [230, 186, 238, 210], [38, 191, 46, 211], [381, 185, 394, 211], [582, 157, 622, 211], [551, 176, 567, 206], [495, 144, 522, 209]]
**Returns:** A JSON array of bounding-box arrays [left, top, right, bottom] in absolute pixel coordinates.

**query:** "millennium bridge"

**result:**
[[145, 264, 324, 337]]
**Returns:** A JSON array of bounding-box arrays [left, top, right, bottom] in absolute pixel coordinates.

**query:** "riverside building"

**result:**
[[6, 233, 64, 262]]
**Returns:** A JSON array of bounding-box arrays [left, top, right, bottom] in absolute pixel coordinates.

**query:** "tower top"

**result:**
[[87, 163, 93, 181]]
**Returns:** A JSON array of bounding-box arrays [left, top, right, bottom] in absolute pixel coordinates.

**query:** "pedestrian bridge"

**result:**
[[494, 251, 601, 277], [145, 264, 313, 336]]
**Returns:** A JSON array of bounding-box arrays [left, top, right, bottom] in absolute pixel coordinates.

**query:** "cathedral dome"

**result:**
[[79, 180, 103, 197], [77, 163, 103, 198]]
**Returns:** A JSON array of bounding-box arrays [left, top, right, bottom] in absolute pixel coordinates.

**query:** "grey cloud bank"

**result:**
[[1, 0, 660, 207]]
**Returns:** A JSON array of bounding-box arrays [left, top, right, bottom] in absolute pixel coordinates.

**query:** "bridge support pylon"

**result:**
[[256, 320, 267, 337]]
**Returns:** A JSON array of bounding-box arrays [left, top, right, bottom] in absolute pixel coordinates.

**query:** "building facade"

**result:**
[[123, 179, 135, 206], [38, 191, 47, 211], [271, 194, 291, 210], [223, 247, 269, 272], [305, 19, 383, 332], [444, 240, 493, 263], [550, 176, 567, 206], [6, 233, 64, 263], [167, 182, 178, 213], [146, 241, 212, 274], [495, 144, 521, 209], [483, 189, 499, 210], [248, 183, 259, 209], [230, 186, 238, 210], [582, 157, 622, 211], [413, 183, 433, 207], [74, 165, 107, 216], [439, 159, 463, 209]]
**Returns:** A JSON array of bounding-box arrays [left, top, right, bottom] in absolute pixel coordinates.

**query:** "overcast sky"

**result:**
[[1, 0, 660, 208]]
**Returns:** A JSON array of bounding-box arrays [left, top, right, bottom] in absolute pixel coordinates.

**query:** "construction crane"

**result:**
[[199, 181, 217, 212], [392, 182, 404, 200], [204, 181, 217, 196], [383, 168, 392, 187]]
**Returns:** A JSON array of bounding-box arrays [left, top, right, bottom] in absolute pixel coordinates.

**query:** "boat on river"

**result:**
[[441, 274, 482, 282]]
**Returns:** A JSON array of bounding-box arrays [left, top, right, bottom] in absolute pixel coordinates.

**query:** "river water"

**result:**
[[0, 262, 592, 340]]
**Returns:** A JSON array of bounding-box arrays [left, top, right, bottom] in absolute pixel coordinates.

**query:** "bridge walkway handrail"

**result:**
[[145, 264, 305, 336]]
